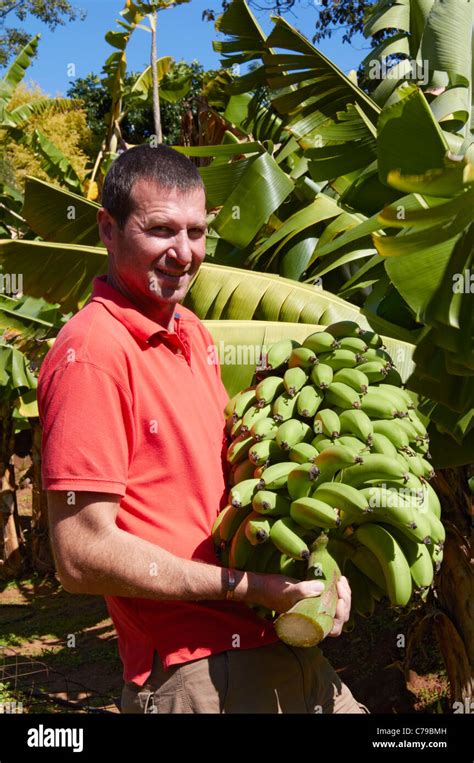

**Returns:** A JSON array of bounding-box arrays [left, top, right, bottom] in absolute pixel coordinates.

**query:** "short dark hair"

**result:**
[[101, 144, 205, 229]]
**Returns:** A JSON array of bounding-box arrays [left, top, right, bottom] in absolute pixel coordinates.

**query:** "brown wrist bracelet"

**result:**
[[225, 568, 237, 600]]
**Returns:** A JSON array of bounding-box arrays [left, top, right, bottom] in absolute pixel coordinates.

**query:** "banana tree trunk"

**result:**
[[150, 11, 162, 144], [0, 402, 21, 577], [30, 420, 54, 573], [431, 466, 473, 702]]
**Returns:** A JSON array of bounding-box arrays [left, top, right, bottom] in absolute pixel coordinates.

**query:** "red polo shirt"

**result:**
[[37, 275, 278, 684]]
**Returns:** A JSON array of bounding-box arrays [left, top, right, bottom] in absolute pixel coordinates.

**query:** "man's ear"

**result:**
[[97, 208, 116, 249]]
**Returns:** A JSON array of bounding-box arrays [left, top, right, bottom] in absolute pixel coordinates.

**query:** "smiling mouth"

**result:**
[[154, 267, 188, 280]]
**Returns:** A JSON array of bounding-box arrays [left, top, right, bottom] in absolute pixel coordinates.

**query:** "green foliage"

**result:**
[[68, 61, 220, 153], [1, 82, 92, 190]]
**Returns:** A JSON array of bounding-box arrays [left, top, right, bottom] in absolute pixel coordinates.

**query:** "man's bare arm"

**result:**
[[47, 491, 349, 621]]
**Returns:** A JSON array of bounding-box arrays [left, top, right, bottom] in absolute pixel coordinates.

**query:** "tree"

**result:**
[[0, 0, 87, 66], [67, 62, 220, 152]]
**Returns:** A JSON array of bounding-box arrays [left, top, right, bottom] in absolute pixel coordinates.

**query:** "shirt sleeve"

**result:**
[[38, 360, 135, 495]]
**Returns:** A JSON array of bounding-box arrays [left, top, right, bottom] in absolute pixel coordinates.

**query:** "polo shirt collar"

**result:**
[[91, 275, 181, 344]]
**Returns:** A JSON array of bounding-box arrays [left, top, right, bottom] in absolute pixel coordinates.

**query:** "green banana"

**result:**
[[264, 339, 299, 372], [351, 545, 387, 593], [283, 367, 309, 397], [339, 409, 373, 445], [337, 435, 369, 456], [230, 417, 243, 439], [417, 507, 445, 545], [257, 461, 298, 491], [360, 388, 408, 419], [228, 478, 261, 508], [241, 403, 272, 433], [395, 416, 420, 442], [230, 458, 256, 485], [333, 367, 369, 393], [252, 490, 291, 517], [356, 347, 393, 366], [255, 375, 285, 407], [377, 384, 415, 410], [360, 330, 384, 349], [216, 503, 253, 545], [407, 412, 429, 440], [312, 481, 370, 520], [233, 388, 257, 420], [224, 391, 240, 420], [358, 487, 432, 544], [229, 515, 256, 568], [311, 434, 334, 452], [226, 434, 255, 465], [302, 330, 340, 353], [338, 336, 369, 354], [250, 417, 278, 441], [372, 419, 410, 450], [290, 496, 341, 529], [244, 512, 274, 545], [287, 462, 321, 499], [314, 408, 341, 438], [279, 554, 306, 580], [325, 381, 362, 410], [296, 385, 324, 418], [340, 454, 408, 488], [288, 347, 318, 368], [289, 442, 319, 464], [270, 516, 310, 560], [248, 439, 284, 466], [355, 360, 389, 382], [212, 506, 228, 546], [325, 320, 364, 339], [353, 524, 412, 606], [382, 367, 403, 386], [275, 419, 312, 451], [318, 349, 358, 370], [421, 482, 441, 519], [370, 432, 399, 459], [400, 452, 435, 480], [380, 524, 434, 589], [345, 560, 375, 617], [310, 363, 334, 390], [272, 391, 300, 422], [312, 445, 362, 487], [428, 541, 444, 572]]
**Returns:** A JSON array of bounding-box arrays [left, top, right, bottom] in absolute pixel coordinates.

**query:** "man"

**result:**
[[38, 144, 368, 714]]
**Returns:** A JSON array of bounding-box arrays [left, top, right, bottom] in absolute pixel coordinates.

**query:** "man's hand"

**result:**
[[243, 572, 352, 638], [244, 572, 325, 614], [328, 576, 351, 637]]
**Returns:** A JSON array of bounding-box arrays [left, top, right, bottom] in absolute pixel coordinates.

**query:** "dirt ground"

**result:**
[[0, 464, 449, 715]]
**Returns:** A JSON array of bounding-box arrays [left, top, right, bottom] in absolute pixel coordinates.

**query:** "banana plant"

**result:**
[[178, 0, 473, 462]]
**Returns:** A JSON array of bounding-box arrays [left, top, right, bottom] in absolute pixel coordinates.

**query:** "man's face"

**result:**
[[98, 179, 207, 313]]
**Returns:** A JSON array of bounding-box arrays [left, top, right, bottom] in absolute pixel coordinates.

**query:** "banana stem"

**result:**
[[274, 533, 341, 647]]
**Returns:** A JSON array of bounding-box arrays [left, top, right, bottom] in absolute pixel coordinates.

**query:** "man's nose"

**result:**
[[167, 230, 192, 264]]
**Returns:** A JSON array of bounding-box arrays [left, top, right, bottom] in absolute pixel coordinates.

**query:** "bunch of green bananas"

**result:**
[[213, 321, 444, 639]]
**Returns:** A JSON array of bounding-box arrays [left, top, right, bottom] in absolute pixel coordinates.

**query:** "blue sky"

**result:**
[[9, 0, 372, 96]]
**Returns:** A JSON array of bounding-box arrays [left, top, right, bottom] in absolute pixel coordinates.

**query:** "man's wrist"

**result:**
[[230, 570, 260, 605]]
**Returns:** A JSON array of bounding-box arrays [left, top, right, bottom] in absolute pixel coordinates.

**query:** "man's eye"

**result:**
[[190, 228, 206, 237], [152, 226, 171, 233]]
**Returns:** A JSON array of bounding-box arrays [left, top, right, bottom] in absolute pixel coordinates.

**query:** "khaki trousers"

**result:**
[[120, 641, 370, 714]]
